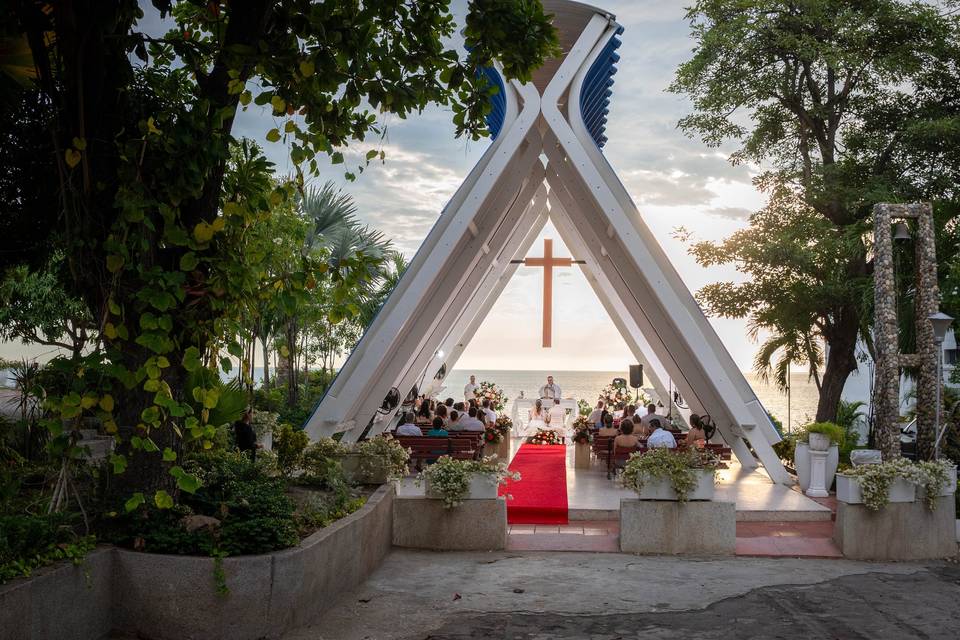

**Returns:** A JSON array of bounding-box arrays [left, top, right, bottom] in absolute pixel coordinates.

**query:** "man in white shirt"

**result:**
[[464, 375, 479, 403], [647, 419, 677, 449], [481, 399, 497, 425], [395, 413, 422, 437], [459, 407, 486, 432], [638, 403, 666, 429], [587, 401, 604, 426], [539, 375, 561, 400]]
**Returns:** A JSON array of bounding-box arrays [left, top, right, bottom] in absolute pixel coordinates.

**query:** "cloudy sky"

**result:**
[[0, 1, 768, 373], [229, 0, 768, 373]]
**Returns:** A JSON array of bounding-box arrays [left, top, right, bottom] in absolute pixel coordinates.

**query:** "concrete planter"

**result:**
[[393, 496, 507, 550], [794, 442, 839, 492], [497, 437, 509, 460], [836, 474, 916, 505], [808, 432, 831, 451], [635, 469, 715, 501], [574, 442, 591, 469], [835, 495, 956, 560], [620, 498, 735, 555], [0, 485, 395, 640], [341, 453, 390, 484], [426, 472, 499, 500], [483, 442, 500, 459]]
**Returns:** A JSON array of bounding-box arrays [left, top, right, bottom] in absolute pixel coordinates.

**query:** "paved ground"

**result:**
[[284, 551, 960, 640]]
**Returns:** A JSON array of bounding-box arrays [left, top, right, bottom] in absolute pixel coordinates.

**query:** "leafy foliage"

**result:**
[[621, 448, 719, 503], [0, 513, 95, 583]]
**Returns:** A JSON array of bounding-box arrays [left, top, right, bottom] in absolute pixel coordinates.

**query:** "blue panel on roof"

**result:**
[[478, 67, 507, 140], [578, 31, 621, 150]]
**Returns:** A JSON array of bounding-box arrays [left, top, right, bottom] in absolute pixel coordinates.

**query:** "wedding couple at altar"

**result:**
[[519, 375, 568, 439]]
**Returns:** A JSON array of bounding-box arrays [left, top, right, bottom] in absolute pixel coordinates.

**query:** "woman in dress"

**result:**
[[525, 399, 547, 437]]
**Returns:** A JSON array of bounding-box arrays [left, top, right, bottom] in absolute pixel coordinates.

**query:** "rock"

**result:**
[[181, 514, 221, 533]]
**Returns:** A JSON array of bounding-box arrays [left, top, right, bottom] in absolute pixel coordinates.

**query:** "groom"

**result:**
[[539, 375, 561, 400]]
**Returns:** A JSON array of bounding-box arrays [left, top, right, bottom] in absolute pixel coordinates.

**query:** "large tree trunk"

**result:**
[[816, 309, 861, 423]]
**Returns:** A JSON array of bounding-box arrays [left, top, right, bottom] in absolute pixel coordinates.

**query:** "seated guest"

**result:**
[[623, 404, 636, 421], [481, 398, 497, 426], [635, 417, 652, 439], [453, 401, 466, 416], [395, 413, 422, 437], [587, 400, 604, 427], [686, 414, 707, 448], [459, 406, 486, 432], [638, 403, 665, 429], [448, 410, 462, 430], [613, 420, 640, 453], [597, 413, 618, 437], [435, 404, 448, 425], [427, 417, 448, 437], [416, 401, 433, 423], [444, 397, 455, 408], [647, 418, 677, 449]]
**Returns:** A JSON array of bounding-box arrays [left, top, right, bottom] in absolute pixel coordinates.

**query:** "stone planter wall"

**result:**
[[0, 484, 395, 640], [635, 470, 715, 501], [620, 499, 735, 555], [834, 495, 956, 560], [393, 496, 507, 550]]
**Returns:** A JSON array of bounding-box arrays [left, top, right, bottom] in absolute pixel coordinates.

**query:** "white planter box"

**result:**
[[794, 442, 839, 492], [808, 432, 831, 451], [836, 474, 916, 505], [426, 472, 499, 500], [917, 465, 957, 499], [635, 469, 715, 501]]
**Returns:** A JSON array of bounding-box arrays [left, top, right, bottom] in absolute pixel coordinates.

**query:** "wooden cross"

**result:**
[[511, 238, 584, 348]]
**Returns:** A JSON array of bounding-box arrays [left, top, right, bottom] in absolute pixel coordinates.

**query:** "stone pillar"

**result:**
[[872, 204, 900, 460], [913, 204, 940, 460]]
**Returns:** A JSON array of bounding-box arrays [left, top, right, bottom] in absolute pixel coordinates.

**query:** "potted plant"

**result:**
[[341, 435, 410, 484], [495, 415, 513, 458], [571, 416, 592, 469], [250, 409, 278, 451], [836, 457, 920, 510], [418, 456, 519, 508], [794, 423, 844, 492], [621, 448, 719, 502], [483, 424, 503, 457]]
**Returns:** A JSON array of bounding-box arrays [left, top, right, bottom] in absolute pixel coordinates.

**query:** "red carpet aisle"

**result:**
[[499, 444, 568, 524]]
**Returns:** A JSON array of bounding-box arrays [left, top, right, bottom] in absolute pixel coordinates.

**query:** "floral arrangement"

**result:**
[[577, 399, 592, 416], [474, 380, 508, 412], [417, 455, 519, 508], [527, 429, 563, 445], [599, 382, 632, 410], [621, 448, 719, 502], [495, 414, 513, 437], [354, 435, 410, 481], [843, 457, 953, 511], [484, 424, 503, 444], [571, 416, 592, 445]]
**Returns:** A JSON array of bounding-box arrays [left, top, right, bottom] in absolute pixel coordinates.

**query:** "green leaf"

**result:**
[[162, 447, 177, 462], [227, 341, 243, 358], [299, 60, 315, 77], [125, 492, 145, 512], [141, 437, 160, 453], [106, 255, 124, 273], [154, 490, 174, 509], [366, 149, 378, 160], [110, 454, 127, 475], [182, 346, 201, 372], [180, 252, 199, 271], [265, 128, 281, 143], [171, 466, 202, 494]]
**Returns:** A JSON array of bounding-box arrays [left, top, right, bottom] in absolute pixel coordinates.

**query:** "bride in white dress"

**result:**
[[523, 399, 548, 437]]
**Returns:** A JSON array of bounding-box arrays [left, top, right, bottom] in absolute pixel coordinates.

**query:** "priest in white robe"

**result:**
[[539, 375, 561, 400]]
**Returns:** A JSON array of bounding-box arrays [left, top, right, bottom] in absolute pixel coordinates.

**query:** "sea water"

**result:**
[[444, 368, 820, 430]]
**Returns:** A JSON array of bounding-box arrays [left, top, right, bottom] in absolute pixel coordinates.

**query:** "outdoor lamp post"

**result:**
[[930, 311, 954, 459]]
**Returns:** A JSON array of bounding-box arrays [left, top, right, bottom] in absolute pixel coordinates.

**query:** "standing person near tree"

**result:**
[[233, 409, 259, 462]]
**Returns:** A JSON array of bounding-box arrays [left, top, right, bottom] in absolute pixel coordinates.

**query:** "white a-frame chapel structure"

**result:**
[[305, 1, 790, 485]]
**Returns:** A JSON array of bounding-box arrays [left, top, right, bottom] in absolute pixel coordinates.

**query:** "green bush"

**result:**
[[805, 422, 846, 446], [274, 425, 310, 476], [106, 451, 299, 556], [1, 513, 95, 583]]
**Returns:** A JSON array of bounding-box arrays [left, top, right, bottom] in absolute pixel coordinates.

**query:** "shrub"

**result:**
[[274, 424, 309, 476], [805, 422, 846, 446], [843, 458, 953, 512], [1, 513, 95, 583], [354, 436, 410, 480], [417, 455, 517, 508], [300, 439, 349, 489]]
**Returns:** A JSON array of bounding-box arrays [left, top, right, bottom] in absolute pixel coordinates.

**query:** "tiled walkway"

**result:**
[[506, 520, 620, 552], [735, 520, 842, 558]]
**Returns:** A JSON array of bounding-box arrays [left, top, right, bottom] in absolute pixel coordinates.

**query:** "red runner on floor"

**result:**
[[499, 443, 568, 524]]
